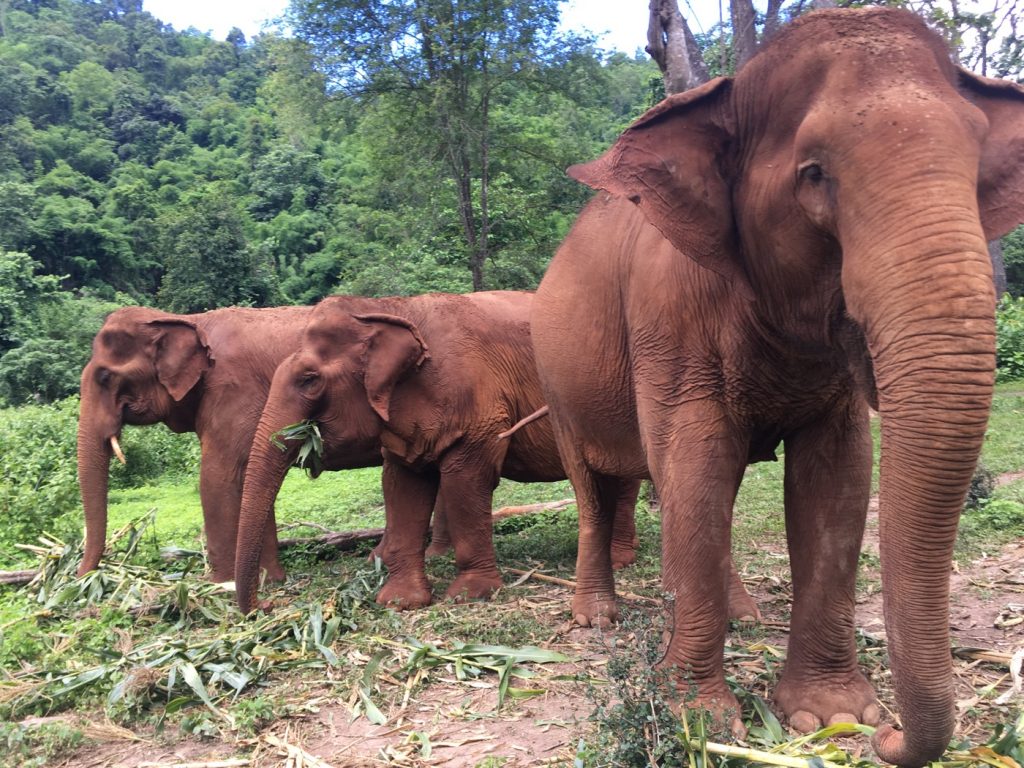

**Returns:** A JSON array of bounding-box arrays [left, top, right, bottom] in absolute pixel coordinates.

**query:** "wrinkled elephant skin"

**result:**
[[531, 8, 1024, 767], [77, 305, 312, 582]]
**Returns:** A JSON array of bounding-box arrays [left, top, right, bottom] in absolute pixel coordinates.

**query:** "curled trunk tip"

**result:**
[[872, 722, 950, 768]]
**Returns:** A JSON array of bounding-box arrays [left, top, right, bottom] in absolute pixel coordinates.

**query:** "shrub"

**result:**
[[996, 294, 1024, 382], [0, 398, 200, 568], [0, 398, 81, 567], [108, 423, 200, 488]]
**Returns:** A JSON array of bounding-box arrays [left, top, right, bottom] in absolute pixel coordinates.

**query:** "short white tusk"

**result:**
[[110, 435, 126, 465]]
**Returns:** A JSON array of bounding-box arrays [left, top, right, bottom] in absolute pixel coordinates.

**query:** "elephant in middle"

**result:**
[[233, 291, 655, 615]]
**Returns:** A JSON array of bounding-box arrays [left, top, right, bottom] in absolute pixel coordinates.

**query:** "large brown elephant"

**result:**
[[531, 9, 1024, 768], [77, 305, 314, 582], [233, 292, 649, 615]]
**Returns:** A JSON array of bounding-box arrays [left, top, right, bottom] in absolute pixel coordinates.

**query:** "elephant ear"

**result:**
[[148, 320, 213, 402], [354, 313, 430, 422], [568, 77, 742, 286], [958, 69, 1024, 240]]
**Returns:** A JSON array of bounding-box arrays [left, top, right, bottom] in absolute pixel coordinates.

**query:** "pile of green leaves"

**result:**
[[1, 514, 386, 725]]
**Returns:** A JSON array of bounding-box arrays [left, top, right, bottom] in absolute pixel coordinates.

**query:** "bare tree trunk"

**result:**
[[731, 0, 758, 71], [681, 13, 711, 85], [990, 239, 1008, 298], [764, 0, 785, 40], [646, 0, 708, 93]]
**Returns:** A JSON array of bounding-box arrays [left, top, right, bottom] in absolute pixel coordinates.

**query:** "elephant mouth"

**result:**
[[836, 317, 878, 410]]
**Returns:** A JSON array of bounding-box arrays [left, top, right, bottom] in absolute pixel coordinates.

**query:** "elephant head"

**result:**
[[234, 298, 429, 613], [77, 307, 211, 576], [570, 9, 1023, 766]]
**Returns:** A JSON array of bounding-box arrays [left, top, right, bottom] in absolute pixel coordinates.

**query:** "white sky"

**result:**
[[141, 1, 726, 53]]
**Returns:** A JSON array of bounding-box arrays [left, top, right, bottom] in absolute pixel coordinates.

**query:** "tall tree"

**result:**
[[289, 0, 566, 291], [646, 0, 708, 92]]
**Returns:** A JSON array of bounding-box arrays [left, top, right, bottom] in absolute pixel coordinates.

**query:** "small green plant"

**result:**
[[581, 607, 695, 767], [0, 720, 84, 768], [270, 419, 324, 476], [228, 696, 278, 735], [965, 462, 996, 511]]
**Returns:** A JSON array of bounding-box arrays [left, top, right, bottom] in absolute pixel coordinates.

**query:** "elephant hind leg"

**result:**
[[425, 499, 452, 558], [727, 560, 759, 622], [572, 470, 631, 628], [610, 479, 641, 570]]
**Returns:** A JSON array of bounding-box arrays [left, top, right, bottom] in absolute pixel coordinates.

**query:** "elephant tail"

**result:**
[[498, 405, 550, 439]]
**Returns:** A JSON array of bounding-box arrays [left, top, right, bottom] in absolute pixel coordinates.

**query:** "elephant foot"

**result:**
[[425, 539, 452, 558], [610, 543, 637, 570], [208, 568, 235, 584], [774, 670, 879, 733], [727, 581, 760, 622], [376, 577, 433, 610], [669, 680, 746, 740], [445, 570, 503, 602], [260, 560, 286, 583], [572, 591, 618, 628]]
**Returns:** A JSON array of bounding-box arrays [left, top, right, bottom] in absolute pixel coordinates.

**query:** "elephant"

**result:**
[[530, 8, 1024, 767], [232, 292, 658, 615], [76, 302, 529, 586], [77, 305, 314, 582]]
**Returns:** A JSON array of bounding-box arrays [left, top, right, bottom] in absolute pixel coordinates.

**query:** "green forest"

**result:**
[[0, 0, 667, 406], [0, 0, 1023, 408]]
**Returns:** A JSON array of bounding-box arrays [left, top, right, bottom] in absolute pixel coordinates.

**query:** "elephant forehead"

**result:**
[[96, 328, 145, 361]]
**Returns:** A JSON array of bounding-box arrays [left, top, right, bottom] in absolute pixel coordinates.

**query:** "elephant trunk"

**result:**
[[76, 381, 119, 577], [847, 203, 996, 766], [235, 397, 304, 614]]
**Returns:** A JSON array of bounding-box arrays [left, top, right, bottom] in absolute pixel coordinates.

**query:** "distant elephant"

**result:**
[[77, 305, 313, 582], [233, 292, 651, 615], [531, 8, 1024, 768]]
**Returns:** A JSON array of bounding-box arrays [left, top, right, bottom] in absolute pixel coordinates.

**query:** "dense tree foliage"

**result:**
[[0, 0, 660, 404], [0, 0, 1020, 405]]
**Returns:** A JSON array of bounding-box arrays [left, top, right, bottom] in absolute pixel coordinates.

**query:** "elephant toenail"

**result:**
[[827, 713, 860, 733], [790, 710, 821, 733], [862, 703, 881, 726]]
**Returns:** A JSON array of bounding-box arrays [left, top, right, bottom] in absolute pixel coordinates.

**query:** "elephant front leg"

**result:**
[[774, 402, 879, 731], [375, 458, 437, 610], [647, 404, 748, 735], [199, 455, 284, 584], [437, 462, 504, 602]]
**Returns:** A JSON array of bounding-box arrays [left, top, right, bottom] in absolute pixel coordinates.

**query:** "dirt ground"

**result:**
[[48, 475, 1024, 768]]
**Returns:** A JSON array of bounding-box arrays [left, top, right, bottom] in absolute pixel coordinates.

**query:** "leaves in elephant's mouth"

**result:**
[[269, 420, 324, 477]]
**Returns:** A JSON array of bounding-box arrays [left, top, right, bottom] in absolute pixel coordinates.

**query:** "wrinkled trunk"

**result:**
[[235, 398, 305, 613], [848, 207, 995, 766], [76, 398, 117, 577]]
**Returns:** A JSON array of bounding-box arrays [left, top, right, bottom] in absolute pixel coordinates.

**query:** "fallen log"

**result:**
[[0, 569, 35, 586], [276, 497, 575, 550]]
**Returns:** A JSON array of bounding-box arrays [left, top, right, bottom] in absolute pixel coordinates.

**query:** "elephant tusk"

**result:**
[[110, 435, 126, 465]]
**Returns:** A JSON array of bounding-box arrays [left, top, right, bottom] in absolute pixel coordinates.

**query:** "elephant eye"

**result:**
[[96, 368, 112, 387], [798, 162, 825, 184], [298, 371, 320, 388]]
